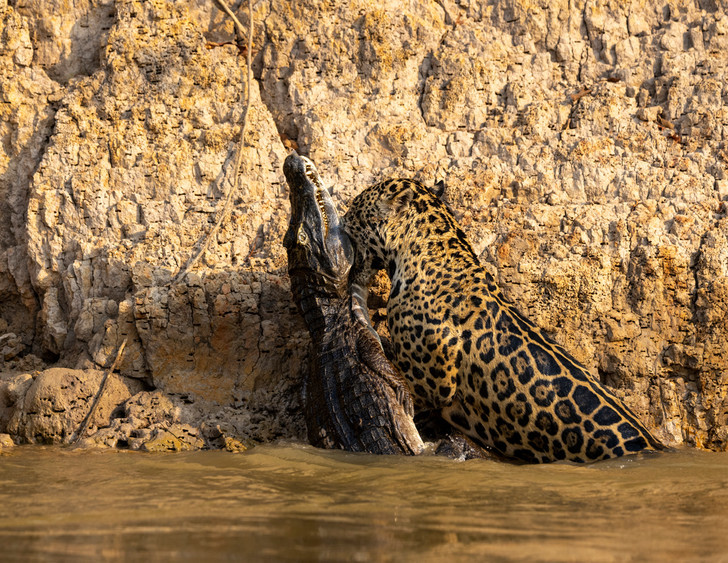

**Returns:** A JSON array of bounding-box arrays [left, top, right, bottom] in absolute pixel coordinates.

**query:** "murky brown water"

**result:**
[[1, 444, 727, 562]]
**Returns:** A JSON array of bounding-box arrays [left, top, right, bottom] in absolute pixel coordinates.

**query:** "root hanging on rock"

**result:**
[[173, 0, 254, 284]]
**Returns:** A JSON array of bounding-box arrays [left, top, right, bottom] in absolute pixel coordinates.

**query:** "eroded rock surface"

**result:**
[[0, 0, 726, 450], [6, 367, 143, 444]]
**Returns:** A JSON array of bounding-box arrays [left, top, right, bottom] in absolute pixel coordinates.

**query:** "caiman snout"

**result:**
[[283, 152, 338, 237], [283, 153, 352, 296]]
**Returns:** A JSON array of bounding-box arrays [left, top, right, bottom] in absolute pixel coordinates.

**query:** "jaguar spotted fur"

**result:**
[[343, 178, 664, 463]]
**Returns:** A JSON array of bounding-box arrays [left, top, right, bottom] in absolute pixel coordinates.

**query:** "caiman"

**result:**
[[282, 153, 424, 455]]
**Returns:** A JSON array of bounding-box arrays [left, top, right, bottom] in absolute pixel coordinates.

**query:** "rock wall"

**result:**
[[0, 0, 726, 450]]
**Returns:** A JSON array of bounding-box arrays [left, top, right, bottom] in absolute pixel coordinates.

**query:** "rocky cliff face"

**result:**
[[0, 0, 726, 451]]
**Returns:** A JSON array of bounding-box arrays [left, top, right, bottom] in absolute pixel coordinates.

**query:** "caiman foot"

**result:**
[[435, 433, 518, 462], [393, 379, 415, 419], [414, 410, 523, 463]]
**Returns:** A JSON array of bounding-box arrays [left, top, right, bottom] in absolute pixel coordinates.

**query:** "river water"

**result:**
[[1, 445, 726, 562]]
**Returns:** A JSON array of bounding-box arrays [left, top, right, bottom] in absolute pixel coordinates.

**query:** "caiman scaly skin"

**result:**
[[283, 154, 424, 455]]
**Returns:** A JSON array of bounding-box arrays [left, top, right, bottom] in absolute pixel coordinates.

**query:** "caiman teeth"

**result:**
[[314, 189, 329, 232], [304, 160, 329, 233]]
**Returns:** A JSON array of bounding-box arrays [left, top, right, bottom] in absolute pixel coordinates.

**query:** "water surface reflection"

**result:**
[[1, 445, 726, 561]]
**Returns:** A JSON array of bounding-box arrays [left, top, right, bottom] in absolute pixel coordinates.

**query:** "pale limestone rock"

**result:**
[[0, 4, 62, 354], [15, 0, 115, 82], [79, 385, 303, 451], [7, 367, 143, 444], [0, 333, 23, 361], [0, 372, 33, 430], [0, 433, 14, 450], [661, 21, 689, 51], [140, 425, 206, 452]]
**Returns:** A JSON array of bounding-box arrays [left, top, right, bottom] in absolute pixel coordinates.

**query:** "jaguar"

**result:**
[[343, 178, 664, 463]]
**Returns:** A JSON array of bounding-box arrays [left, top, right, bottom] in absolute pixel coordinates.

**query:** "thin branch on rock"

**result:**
[[173, 0, 253, 284], [214, 0, 247, 39], [569, 87, 591, 103], [68, 337, 129, 445]]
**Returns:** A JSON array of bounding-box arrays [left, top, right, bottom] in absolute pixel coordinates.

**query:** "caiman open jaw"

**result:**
[[302, 156, 329, 234], [282, 153, 352, 294], [283, 153, 337, 243]]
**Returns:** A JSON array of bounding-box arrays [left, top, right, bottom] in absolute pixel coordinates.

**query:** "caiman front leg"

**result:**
[[351, 283, 382, 345], [352, 283, 415, 418]]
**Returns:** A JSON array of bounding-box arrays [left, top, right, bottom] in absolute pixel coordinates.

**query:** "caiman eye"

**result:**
[[297, 225, 308, 245]]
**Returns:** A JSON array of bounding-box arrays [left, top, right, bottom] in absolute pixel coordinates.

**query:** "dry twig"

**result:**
[[68, 337, 129, 445], [570, 87, 591, 103], [206, 40, 248, 56], [656, 114, 675, 130]]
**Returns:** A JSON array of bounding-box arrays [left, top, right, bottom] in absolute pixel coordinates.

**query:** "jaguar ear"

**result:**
[[378, 187, 413, 216], [432, 180, 445, 199]]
